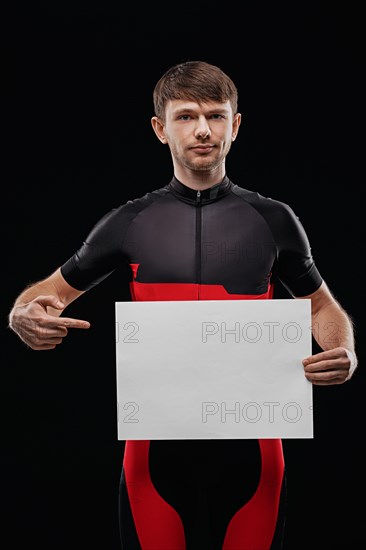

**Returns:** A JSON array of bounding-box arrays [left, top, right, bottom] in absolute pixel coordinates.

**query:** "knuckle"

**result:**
[[35, 328, 48, 340]]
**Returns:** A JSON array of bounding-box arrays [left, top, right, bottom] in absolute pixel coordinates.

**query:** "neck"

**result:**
[[172, 161, 226, 191]]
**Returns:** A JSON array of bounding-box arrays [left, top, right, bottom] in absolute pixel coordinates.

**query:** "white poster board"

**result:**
[[115, 299, 313, 440]]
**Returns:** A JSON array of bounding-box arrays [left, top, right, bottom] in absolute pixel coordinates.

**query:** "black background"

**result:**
[[3, 3, 365, 549]]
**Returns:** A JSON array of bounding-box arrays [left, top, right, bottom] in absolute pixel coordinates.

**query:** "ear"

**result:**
[[231, 112, 242, 141], [151, 116, 168, 144]]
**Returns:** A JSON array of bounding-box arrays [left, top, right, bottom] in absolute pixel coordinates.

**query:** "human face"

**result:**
[[152, 99, 241, 174]]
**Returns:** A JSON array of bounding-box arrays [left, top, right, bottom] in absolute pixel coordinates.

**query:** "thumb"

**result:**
[[34, 295, 65, 310]]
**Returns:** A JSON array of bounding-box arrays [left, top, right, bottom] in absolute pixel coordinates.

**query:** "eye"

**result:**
[[210, 114, 225, 120], [177, 114, 191, 121]]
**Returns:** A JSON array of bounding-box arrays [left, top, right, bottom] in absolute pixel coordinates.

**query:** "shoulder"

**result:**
[[231, 183, 299, 224], [107, 183, 169, 216], [86, 184, 170, 238], [123, 184, 170, 210], [96, 184, 170, 222]]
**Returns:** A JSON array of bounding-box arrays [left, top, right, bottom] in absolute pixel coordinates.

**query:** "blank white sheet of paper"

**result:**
[[115, 299, 313, 440]]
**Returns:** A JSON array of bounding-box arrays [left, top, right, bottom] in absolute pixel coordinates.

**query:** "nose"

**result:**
[[194, 116, 211, 140]]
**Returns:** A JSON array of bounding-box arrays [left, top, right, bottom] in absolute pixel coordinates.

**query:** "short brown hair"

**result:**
[[153, 60, 238, 121]]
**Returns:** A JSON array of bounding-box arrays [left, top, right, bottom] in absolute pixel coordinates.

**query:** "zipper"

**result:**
[[196, 190, 202, 298]]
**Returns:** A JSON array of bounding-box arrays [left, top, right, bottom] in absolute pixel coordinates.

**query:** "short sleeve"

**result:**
[[273, 202, 323, 297], [60, 207, 129, 291]]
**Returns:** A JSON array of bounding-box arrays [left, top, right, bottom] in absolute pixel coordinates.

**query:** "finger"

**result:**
[[34, 326, 68, 338], [42, 316, 91, 329], [24, 325, 68, 339], [26, 334, 65, 347], [304, 357, 349, 373], [302, 347, 347, 365], [35, 295, 65, 310], [16, 318, 69, 336], [311, 377, 346, 386], [30, 343, 60, 350], [305, 369, 345, 382], [38, 337, 64, 345]]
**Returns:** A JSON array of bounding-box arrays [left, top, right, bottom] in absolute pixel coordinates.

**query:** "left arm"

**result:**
[[265, 198, 357, 385], [297, 281, 358, 385]]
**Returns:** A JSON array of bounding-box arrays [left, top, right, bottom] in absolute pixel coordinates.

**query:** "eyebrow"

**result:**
[[172, 107, 231, 116]]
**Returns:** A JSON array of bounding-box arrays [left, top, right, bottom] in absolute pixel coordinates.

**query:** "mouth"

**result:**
[[190, 145, 215, 154]]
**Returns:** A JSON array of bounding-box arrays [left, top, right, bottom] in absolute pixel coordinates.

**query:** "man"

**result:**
[[9, 61, 357, 549]]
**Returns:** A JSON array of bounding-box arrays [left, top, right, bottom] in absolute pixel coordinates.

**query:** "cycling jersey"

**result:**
[[61, 175, 323, 550]]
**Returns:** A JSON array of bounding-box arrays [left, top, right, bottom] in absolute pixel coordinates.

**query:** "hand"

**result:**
[[9, 295, 90, 350], [302, 347, 357, 385]]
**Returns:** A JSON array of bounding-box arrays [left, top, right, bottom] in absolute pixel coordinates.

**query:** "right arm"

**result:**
[[8, 267, 90, 350], [9, 201, 136, 350]]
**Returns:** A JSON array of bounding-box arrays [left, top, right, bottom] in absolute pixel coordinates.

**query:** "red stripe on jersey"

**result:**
[[130, 280, 274, 301]]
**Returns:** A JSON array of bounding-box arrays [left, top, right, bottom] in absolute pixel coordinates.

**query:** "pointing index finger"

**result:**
[[48, 316, 91, 329]]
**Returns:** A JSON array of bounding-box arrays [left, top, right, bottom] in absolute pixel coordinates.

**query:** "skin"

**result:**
[[8, 99, 357, 384], [151, 99, 240, 189]]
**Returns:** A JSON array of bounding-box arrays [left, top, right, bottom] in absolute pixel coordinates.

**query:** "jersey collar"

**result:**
[[168, 175, 233, 205]]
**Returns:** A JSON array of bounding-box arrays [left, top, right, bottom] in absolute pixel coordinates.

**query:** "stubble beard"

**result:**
[[183, 157, 220, 172], [177, 142, 232, 174]]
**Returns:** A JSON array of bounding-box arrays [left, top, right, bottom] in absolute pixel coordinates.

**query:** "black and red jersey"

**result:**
[[61, 175, 322, 549]]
